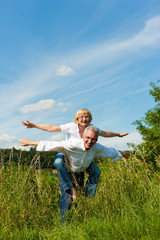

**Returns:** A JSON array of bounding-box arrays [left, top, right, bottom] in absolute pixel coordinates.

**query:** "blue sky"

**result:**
[[0, 0, 160, 150]]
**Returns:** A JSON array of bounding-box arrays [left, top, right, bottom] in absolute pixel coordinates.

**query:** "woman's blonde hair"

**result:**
[[73, 108, 92, 124]]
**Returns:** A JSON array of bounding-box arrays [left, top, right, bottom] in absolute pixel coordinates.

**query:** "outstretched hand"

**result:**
[[18, 139, 31, 146], [22, 120, 35, 128], [119, 132, 129, 137], [120, 151, 131, 159]]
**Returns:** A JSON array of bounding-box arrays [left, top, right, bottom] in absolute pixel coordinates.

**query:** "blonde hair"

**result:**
[[73, 108, 92, 124]]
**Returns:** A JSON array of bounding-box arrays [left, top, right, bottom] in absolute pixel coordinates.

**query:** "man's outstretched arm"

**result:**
[[18, 138, 78, 152]]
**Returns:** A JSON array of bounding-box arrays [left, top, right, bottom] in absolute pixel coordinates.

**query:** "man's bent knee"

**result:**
[[54, 154, 65, 168]]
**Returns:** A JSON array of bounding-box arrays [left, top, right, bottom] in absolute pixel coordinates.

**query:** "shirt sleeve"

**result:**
[[36, 140, 72, 152], [36, 139, 84, 152], [94, 143, 122, 162], [60, 122, 75, 133]]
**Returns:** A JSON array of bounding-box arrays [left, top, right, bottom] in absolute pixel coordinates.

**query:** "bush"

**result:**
[[133, 80, 160, 168]]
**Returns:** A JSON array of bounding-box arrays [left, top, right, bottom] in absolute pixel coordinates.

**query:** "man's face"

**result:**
[[82, 129, 98, 150]]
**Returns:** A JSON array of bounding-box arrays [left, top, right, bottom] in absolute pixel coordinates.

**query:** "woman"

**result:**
[[22, 108, 128, 219], [22, 108, 128, 139]]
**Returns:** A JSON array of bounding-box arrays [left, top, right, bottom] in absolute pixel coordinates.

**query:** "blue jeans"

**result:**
[[54, 153, 101, 222]]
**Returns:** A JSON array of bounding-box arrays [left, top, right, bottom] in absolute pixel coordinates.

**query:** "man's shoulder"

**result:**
[[94, 142, 104, 148], [68, 138, 84, 149]]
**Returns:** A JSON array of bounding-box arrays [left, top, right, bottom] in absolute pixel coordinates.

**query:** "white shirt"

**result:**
[[37, 138, 122, 173], [60, 122, 101, 140]]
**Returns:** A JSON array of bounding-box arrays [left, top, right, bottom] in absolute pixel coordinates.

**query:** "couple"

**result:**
[[19, 108, 129, 222]]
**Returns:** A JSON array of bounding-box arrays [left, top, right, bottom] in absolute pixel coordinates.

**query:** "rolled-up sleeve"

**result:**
[[94, 143, 122, 162], [109, 150, 122, 162]]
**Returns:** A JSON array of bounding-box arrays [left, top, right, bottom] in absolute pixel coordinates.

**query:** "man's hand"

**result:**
[[18, 139, 32, 146], [120, 151, 131, 159], [18, 139, 39, 146], [22, 120, 35, 128]]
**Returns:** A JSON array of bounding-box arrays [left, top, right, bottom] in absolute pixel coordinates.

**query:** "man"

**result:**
[[18, 125, 130, 222]]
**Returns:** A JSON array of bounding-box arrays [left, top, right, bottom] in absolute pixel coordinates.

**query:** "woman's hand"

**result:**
[[118, 132, 128, 137], [22, 120, 35, 128]]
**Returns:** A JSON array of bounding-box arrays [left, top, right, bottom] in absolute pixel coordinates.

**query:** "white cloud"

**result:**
[[70, 16, 160, 68], [19, 99, 70, 114], [0, 134, 17, 142], [48, 133, 65, 141], [126, 87, 150, 96], [60, 77, 119, 100], [0, 134, 18, 148], [56, 65, 74, 76], [109, 16, 160, 53]]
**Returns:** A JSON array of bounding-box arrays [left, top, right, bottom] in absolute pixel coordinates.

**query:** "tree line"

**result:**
[[0, 147, 57, 169]]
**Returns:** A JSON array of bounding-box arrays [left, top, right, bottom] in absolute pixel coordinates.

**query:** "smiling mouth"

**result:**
[[86, 143, 92, 147]]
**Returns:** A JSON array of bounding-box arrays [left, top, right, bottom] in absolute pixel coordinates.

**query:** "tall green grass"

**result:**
[[0, 149, 160, 239]]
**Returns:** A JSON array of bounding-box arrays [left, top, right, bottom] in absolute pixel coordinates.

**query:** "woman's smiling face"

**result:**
[[77, 114, 90, 127]]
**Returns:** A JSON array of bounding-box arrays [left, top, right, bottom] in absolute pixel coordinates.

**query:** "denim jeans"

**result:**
[[54, 153, 101, 222]]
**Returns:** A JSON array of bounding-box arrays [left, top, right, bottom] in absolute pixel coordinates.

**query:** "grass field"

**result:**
[[0, 151, 160, 240]]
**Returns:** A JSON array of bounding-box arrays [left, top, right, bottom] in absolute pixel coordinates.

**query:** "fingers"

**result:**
[[22, 120, 32, 128], [18, 139, 28, 146], [18, 139, 24, 146], [123, 132, 129, 136], [122, 151, 130, 159], [120, 132, 129, 137], [71, 187, 76, 202], [22, 120, 28, 126]]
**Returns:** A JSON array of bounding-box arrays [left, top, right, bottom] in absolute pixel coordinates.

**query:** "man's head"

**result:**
[[82, 126, 99, 150]]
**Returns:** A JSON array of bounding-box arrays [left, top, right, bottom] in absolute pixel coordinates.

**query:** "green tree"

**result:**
[[133, 80, 160, 167]]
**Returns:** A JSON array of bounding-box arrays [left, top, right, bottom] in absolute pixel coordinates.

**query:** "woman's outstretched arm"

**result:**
[[99, 130, 128, 138], [22, 120, 61, 132]]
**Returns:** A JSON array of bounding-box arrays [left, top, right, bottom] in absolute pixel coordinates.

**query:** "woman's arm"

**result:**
[[22, 120, 61, 132], [18, 139, 40, 146], [99, 130, 128, 138]]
